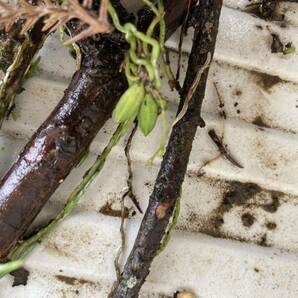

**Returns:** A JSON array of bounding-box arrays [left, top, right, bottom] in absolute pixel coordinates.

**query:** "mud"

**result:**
[[252, 116, 270, 129], [55, 275, 95, 287], [254, 72, 283, 92], [241, 213, 256, 227], [262, 193, 280, 213], [99, 201, 131, 219], [10, 267, 29, 287], [178, 179, 283, 248], [266, 222, 277, 230]]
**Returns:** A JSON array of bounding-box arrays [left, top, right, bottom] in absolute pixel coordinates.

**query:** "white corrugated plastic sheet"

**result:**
[[1, 0, 298, 297]]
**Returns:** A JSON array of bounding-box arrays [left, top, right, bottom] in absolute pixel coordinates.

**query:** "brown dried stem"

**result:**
[[0, 0, 112, 44]]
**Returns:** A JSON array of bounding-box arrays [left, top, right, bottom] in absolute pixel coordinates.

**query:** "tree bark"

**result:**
[[109, 1, 223, 297]]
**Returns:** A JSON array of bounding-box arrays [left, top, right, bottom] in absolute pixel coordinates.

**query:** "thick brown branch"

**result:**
[[109, 1, 223, 297], [0, 0, 130, 260]]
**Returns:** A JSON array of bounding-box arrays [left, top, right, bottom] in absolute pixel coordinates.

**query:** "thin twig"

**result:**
[[197, 82, 243, 176], [124, 123, 142, 213], [113, 189, 129, 281], [111, 124, 139, 295], [208, 129, 243, 169], [172, 52, 211, 127]]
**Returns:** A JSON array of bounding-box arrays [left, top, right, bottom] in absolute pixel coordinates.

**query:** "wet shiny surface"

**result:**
[[0, 30, 128, 258]]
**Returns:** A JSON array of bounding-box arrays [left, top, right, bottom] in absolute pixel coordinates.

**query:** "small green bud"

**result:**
[[113, 83, 145, 123], [138, 93, 158, 136]]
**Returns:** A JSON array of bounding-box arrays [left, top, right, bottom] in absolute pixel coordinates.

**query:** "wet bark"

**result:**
[[0, 0, 192, 260], [109, 1, 223, 297]]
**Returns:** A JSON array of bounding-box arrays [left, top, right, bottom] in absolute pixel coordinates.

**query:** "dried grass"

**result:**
[[0, 0, 112, 43]]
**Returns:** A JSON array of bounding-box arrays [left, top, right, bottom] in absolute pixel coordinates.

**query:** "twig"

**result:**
[[113, 189, 129, 282], [109, 1, 223, 297], [197, 82, 243, 175], [208, 129, 243, 169], [172, 52, 211, 127], [124, 123, 142, 213], [197, 82, 224, 176], [111, 124, 143, 295]]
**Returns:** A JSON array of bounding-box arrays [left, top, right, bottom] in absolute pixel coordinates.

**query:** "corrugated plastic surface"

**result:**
[[0, 1, 298, 297]]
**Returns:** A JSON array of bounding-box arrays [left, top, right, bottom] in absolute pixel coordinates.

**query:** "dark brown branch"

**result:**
[[109, 1, 223, 297], [0, 0, 192, 260], [0, 0, 130, 260]]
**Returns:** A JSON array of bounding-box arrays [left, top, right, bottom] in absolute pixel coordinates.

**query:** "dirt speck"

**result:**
[[99, 197, 133, 218], [241, 213, 255, 227], [271, 33, 284, 53], [258, 233, 270, 247], [235, 90, 242, 96], [10, 267, 29, 287], [266, 222, 277, 230], [223, 182, 261, 208], [55, 275, 95, 286], [262, 193, 280, 213], [254, 267, 260, 273], [252, 116, 270, 129], [199, 182, 261, 237], [255, 72, 283, 92], [178, 180, 283, 248]]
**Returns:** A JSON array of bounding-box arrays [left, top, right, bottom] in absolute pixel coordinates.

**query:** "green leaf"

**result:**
[[113, 83, 145, 123], [138, 93, 158, 136]]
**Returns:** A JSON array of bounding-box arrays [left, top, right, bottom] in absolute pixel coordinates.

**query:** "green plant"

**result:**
[[109, 0, 169, 159]]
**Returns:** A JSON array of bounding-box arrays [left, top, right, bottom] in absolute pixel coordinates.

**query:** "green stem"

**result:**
[[158, 0, 166, 50], [0, 259, 24, 279], [108, 2, 161, 86]]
